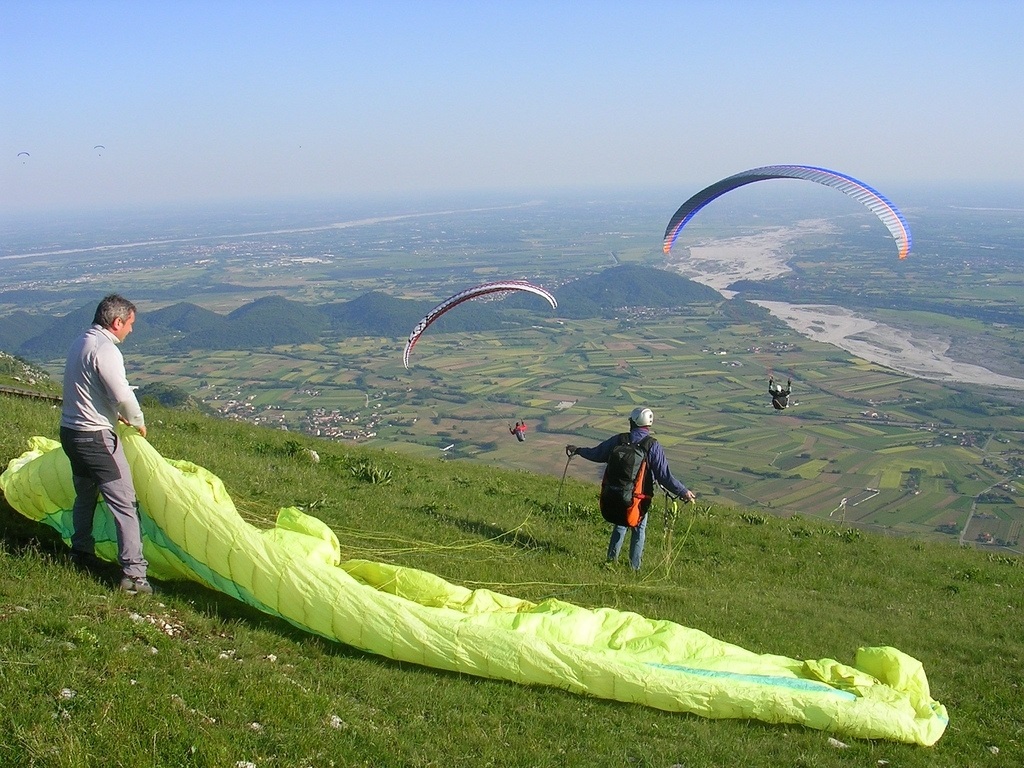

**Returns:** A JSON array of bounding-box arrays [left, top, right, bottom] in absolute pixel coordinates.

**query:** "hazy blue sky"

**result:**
[[3, 1, 1021, 213]]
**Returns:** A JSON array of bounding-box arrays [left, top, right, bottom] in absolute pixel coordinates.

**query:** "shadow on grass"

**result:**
[[0, 498, 67, 557], [0, 498, 376, 663]]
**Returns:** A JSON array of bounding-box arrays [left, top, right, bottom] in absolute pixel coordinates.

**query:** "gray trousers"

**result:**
[[60, 427, 148, 579]]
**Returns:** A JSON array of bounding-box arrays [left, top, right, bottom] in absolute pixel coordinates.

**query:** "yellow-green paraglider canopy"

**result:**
[[0, 431, 947, 746]]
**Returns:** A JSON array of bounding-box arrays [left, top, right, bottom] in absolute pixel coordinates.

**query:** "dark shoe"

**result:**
[[70, 550, 107, 573], [119, 576, 154, 595]]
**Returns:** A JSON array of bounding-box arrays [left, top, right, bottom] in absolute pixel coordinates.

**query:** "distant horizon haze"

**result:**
[[3, 3, 1022, 213]]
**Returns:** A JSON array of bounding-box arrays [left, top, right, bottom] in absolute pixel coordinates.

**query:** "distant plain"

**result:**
[[1, 187, 1021, 552]]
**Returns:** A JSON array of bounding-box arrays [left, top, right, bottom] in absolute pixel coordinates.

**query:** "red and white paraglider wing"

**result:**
[[403, 280, 557, 368]]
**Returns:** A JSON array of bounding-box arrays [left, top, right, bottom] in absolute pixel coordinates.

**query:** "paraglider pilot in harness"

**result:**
[[566, 407, 695, 571], [510, 420, 527, 442], [769, 377, 792, 411]]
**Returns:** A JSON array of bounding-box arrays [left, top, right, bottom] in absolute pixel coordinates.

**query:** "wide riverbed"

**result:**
[[667, 226, 1024, 391]]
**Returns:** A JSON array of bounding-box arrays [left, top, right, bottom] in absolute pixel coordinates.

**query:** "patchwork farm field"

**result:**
[[131, 306, 1023, 552]]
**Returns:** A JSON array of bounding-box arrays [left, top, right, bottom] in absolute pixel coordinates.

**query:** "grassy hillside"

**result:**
[[1, 392, 1022, 767]]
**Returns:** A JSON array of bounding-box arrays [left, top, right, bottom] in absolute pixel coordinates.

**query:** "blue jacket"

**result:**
[[575, 426, 690, 498]]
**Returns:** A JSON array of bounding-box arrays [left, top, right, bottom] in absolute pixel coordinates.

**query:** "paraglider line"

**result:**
[[555, 453, 574, 506]]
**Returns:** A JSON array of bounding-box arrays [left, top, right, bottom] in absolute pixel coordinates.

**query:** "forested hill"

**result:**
[[0, 266, 725, 357], [553, 264, 722, 318]]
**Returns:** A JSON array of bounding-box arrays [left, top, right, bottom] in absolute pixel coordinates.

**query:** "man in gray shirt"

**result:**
[[60, 294, 152, 595]]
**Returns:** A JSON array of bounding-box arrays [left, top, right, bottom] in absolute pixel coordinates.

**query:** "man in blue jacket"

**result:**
[[566, 407, 695, 571]]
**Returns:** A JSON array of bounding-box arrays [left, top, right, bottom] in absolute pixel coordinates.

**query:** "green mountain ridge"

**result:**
[[0, 265, 723, 358]]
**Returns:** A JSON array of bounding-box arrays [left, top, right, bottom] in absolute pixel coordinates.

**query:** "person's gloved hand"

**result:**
[[565, 445, 578, 457]]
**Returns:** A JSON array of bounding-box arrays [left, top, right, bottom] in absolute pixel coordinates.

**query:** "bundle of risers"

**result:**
[[1, 430, 948, 746]]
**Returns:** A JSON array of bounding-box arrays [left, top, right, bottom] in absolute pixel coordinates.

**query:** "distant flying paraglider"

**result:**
[[769, 377, 792, 410], [663, 165, 912, 260], [510, 420, 528, 442], [403, 280, 557, 368]]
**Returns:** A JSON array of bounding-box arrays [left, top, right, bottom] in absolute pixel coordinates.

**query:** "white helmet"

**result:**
[[629, 407, 654, 427]]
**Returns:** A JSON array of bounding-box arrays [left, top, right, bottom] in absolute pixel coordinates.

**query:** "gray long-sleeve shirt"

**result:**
[[61, 324, 145, 432]]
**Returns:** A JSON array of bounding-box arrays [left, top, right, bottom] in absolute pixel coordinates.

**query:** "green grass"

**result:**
[[2, 393, 1023, 767]]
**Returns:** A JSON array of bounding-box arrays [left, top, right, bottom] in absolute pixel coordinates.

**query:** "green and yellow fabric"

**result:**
[[1, 431, 948, 745]]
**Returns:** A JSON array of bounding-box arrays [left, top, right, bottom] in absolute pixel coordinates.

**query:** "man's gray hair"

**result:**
[[93, 294, 137, 328]]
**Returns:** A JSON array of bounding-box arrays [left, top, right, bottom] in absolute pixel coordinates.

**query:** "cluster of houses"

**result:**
[[210, 393, 384, 441], [302, 407, 383, 441]]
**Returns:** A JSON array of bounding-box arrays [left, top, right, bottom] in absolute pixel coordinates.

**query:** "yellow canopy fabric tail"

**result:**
[[0, 431, 948, 745]]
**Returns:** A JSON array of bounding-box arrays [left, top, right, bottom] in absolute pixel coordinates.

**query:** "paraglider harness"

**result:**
[[599, 434, 656, 528], [769, 378, 792, 411], [509, 421, 527, 442]]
